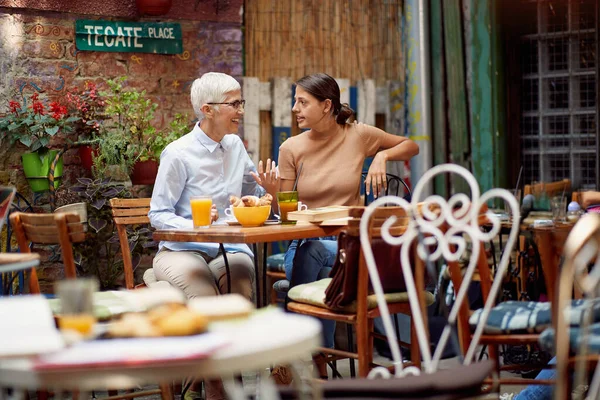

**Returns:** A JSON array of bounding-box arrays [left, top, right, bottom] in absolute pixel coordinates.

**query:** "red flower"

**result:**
[[9, 100, 20, 115], [32, 101, 45, 115]]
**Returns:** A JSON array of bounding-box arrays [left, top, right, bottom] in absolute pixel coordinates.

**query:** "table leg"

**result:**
[[263, 242, 268, 307], [219, 243, 231, 294], [532, 230, 557, 304], [253, 244, 260, 307]]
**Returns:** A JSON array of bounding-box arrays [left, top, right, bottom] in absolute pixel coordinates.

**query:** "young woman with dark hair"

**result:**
[[277, 72, 419, 357]]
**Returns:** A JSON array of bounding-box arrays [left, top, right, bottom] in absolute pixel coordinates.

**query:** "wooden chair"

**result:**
[[109, 198, 153, 289], [287, 205, 425, 378], [524, 178, 571, 198], [10, 212, 85, 293], [359, 164, 523, 391], [555, 213, 600, 399]]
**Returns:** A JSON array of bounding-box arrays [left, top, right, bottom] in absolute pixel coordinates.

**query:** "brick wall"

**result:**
[[0, 2, 243, 291], [1, 7, 243, 194]]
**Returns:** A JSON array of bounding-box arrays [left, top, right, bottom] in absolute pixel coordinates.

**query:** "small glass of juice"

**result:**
[[277, 191, 300, 224], [190, 195, 213, 228], [55, 278, 98, 338]]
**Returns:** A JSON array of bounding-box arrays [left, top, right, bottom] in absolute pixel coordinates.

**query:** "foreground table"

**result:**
[[154, 223, 345, 306], [0, 309, 321, 393]]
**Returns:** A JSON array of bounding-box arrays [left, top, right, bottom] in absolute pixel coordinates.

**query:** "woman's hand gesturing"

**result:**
[[250, 158, 280, 196]]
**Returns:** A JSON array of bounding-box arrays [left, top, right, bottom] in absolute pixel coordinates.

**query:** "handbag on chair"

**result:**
[[324, 231, 419, 310]]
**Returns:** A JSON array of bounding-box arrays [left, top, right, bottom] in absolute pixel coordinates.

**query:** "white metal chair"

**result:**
[[359, 164, 520, 388]]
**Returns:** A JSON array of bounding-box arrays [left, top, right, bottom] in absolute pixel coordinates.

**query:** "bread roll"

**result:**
[[258, 193, 273, 206], [241, 195, 260, 207]]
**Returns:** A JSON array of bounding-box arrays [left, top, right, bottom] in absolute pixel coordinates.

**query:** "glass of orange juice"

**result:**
[[277, 191, 299, 224], [191, 195, 212, 228], [55, 278, 98, 338]]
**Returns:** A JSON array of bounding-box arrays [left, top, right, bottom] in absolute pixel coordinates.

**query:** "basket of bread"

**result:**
[[228, 194, 273, 227]]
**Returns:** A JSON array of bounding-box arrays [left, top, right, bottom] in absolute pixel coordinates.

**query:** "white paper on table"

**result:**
[[0, 295, 65, 358], [34, 333, 229, 370]]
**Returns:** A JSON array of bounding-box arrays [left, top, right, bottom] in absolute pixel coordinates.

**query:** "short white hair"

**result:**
[[190, 72, 241, 119]]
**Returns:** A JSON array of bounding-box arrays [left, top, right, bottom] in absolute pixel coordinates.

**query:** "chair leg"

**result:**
[[159, 383, 173, 400], [410, 322, 421, 369], [347, 324, 356, 378], [357, 319, 374, 377]]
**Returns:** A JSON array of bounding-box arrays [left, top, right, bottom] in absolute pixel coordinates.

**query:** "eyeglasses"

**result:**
[[207, 100, 246, 110]]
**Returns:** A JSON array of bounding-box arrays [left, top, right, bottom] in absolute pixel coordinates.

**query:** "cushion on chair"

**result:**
[[469, 299, 600, 334], [266, 253, 286, 272], [288, 278, 435, 313], [539, 323, 600, 353], [279, 359, 494, 399]]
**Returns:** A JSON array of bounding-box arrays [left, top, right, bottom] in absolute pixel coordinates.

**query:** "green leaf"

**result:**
[[45, 126, 59, 135], [19, 136, 32, 147], [39, 137, 50, 147]]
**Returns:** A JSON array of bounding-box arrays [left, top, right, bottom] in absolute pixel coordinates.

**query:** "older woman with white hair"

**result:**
[[149, 71, 278, 300], [149, 72, 278, 399]]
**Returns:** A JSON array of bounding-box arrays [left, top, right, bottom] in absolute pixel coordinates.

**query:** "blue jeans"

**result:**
[[285, 238, 338, 348], [514, 357, 556, 400]]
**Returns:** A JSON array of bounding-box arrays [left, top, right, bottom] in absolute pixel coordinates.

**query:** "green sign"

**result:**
[[75, 20, 182, 54]]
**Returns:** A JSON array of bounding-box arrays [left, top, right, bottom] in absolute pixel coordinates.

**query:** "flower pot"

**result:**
[[136, 0, 172, 15], [54, 202, 88, 232], [78, 145, 98, 171], [131, 160, 158, 185], [21, 151, 63, 193]]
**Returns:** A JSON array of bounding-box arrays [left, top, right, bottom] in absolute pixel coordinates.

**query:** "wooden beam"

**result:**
[[271, 77, 292, 164], [357, 79, 376, 126], [430, 0, 448, 197], [466, 0, 494, 195], [491, 0, 507, 191], [443, 0, 470, 194], [242, 77, 260, 166], [335, 78, 351, 106]]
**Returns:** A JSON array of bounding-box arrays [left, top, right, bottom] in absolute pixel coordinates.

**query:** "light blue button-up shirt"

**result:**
[[149, 123, 264, 257]]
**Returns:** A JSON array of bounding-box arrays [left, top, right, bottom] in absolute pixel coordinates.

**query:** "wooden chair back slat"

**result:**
[[109, 198, 153, 290], [110, 198, 151, 208], [112, 208, 150, 217], [19, 212, 81, 225], [114, 216, 150, 225], [524, 179, 571, 198]]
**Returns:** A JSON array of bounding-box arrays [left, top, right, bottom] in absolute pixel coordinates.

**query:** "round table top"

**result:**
[[0, 308, 321, 391], [0, 253, 40, 274]]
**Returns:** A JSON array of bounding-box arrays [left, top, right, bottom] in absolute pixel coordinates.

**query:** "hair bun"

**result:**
[[336, 103, 354, 124]]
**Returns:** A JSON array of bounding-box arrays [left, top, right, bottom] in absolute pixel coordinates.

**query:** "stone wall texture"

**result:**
[[0, 1, 243, 291]]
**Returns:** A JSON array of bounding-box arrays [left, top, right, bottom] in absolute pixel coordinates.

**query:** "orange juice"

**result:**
[[59, 314, 96, 337], [191, 196, 212, 227], [279, 201, 298, 224]]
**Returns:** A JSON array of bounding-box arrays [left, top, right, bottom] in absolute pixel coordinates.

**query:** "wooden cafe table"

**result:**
[[153, 223, 345, 306]]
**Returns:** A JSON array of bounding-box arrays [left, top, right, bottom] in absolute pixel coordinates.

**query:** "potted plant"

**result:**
[[131, 113, 190, 185], [68, 177, 153, 289], [94, 77, 159, 184], [64, 82, 106, 171], [0, 93, 78, 192]]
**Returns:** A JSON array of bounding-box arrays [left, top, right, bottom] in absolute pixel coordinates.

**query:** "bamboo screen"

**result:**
[[244, 0, 404, 83]]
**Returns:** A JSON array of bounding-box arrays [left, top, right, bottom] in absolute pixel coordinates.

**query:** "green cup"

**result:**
[[277, 191, 299, 224]]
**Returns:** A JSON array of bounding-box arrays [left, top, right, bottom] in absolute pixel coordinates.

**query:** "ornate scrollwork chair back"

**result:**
[[360, 164, 521, 378], [555, 213, 600, 400]]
